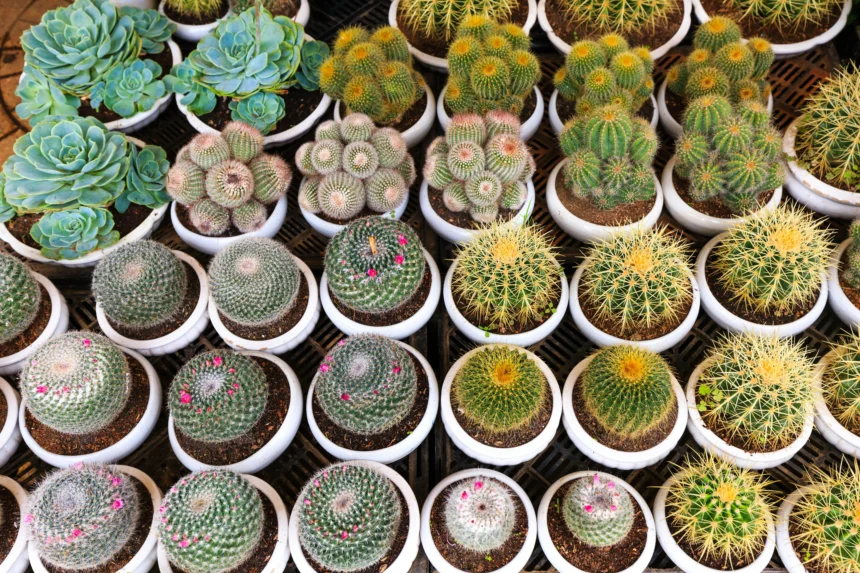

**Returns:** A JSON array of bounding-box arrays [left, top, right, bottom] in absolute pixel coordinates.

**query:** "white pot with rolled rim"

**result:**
[[549, 91, 658, 134], [298, 180, 409, 239], [290, 460, 420, 573], [437, 85, 544, 141], [158, 0, 231, 42], [333, 87, 436, 148], [813, 350, 860, 458], [96, 251, 209, 357], [561, 355, 688, 470], [19, 349, 162, 468], [0, 273, 69, 376], [440, 344, 561, 465], [307, 341, 438, 464], [827, 239, 860, 329], [168, 352, 302, 473], [538, 471, 656, 573], [0, 378, 22, 469], [421, 468, 536, 573], [775, 488, 810, 573], [0, 476, 28, 573], [28, 466, 161, 573]]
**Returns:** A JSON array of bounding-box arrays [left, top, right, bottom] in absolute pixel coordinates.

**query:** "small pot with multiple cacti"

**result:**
[[160, 0, 229, 39], [813, 331, 860, 457], [0, 471, 28, 571], [828, 220, 860, 328]]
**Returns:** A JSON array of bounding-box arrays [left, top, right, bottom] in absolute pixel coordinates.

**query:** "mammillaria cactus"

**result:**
[[445, 476, 516, 551], [563, 474, 634, 547], [559, 0, 673, 35], [0, 253, 41, 346], [159, 470, 264, 573], [822, 332, 860, 433], [397, 0, 518, 40], [297, 463, 402, 572], [27, 464, 141, 570]]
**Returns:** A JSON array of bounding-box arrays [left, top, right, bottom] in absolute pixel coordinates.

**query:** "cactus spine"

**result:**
[[397, 0, 518, 41], [823, 331, 860, 434], [0, 252, 41, 345], [445, 476, 516, 551], [563, 474, 634, 547]]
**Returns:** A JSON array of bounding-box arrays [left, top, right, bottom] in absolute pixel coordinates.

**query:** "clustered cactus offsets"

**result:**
[[560, 0, 674, 35], [822, 331, 860, 434], [424, 112, 534, 223], [297, 463, 402, 572], [397, 0, 518, 40], [444, 476, 517, 551], [0, 252, 41, 346], [168, 122, 291, 236], [563, 474, 634, 548]]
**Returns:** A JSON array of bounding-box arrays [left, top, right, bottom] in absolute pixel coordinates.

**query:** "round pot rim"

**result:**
[[436, 84, 544, 140], [813, 349, 860, 450], [158, 0, 231, 36], [0, 377, 20, 455], [0, 273, 65, 368], [775, 487, 808, 573], [333, 81, 436, 143], [170, 195, 287, 248], [298, 179, 409, 239], [0, 475, 28, 573], [827, 238, 860, 329], [548, 90, 659, 133]]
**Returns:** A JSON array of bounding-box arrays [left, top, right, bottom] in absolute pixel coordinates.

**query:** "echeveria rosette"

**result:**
[[0, 173, 14, 223], [164, 60, 217, 116], [228, 92, 285, 134], [15, 64, 81, 127], [119, 6, 175, 54], [117, 144, 170, 212], [90, 59, 166, 118], [30, 207, 119, 260], [295, 40, 329, 91]]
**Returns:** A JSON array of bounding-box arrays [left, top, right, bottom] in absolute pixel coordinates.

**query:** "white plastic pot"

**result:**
[[320, 247, 441, 340], [775, 488, 808, 573], [827, 239, 860, 330], [813, 350, 860, 458], [419, 179, 535, 245], [547, 160, 664, 243], [171, 195, 287, 256], [158, 474, 290, 573], [333, 86, 436, 148], [0, 273, 69, 376], [290, 460, 419, 573], [421, 468, 536, 573], [441, 344, 561, 465], [437, 85, 544, 141], [562, 355, 687, 470], [0, 476, 28, 573], [538, 472, 656, 573], [549, 91, 658, 134], [29, 466, 161, 573], [19, 349, 162, 468], [168, 352, 302, 473], [654, 475, 775, 573], [159, 0, 231, 42], [0, 378, 21, 469], [307, 341, 438, 463], [210, 255, 320, 353], [696, 232, 828, 337], [299, 183, 409, 239]]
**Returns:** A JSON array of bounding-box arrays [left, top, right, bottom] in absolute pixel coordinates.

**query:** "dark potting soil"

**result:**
[[0, 284, 50, 359], [672, 172, 774, 219], [839, 248, 860, 316], [699, 0, 843, 45], [220, 274, 310, 340], [343, 91, 428, 133], [7, 204, 153, 250], [196, 90, 325, 134], [317, 206, 391, 225], [557, 174, 656, 226], [444, 88, 538, 125], [555, 89, 655, 126], [175, 357, 290, 465], [176, 201, 275, 237], [579, 288, 693, 341], [547, 481, 648, 573], [0, 482, 19, 565], [164, 0, 229, 26], [26, 358, 149, 456], [429, 480, 527, 573], [428, 183, 518, 229], [667, 507, 758, 570], [329, 264, 432, 327], [665, 88, 686, 125], [453, 279, 562, 335]]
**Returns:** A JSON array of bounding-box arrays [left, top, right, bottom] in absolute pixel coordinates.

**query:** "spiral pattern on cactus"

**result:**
[[445, 476, 516, 551], [563, 474, 634, 547], [0, 252, 40, 345]]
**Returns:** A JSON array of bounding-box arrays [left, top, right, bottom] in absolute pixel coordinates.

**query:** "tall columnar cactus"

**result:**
[[397, 0, 518, 40], [445, 476, 516, 551], [168, 350, 268, 443], [159, 470, 264, 573], [823, 332, 860, 433], [0, 253, 41, 345], [563, 474, 634, 547], [724, 0, 843, 31], [559, 0, 673, 34], [297, 463, 401, 572]]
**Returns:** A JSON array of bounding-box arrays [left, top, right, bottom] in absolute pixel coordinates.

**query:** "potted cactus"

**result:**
[[654, 454, 776, 573], [562, 346, 687, 470], [0, 253, 69, 375], [26, 463, 161, 573], [208, 238, 320, 354], [231, 0, 310, 22], [160, 0, 230, 40], [320, 216, 441, 340], [166, 349, 302, 473], [420, 112, 536, 244], [445, 223, 568, 345], [290, 461, 420, 573], [538, 472, 656, 573], [546, 105, 663, 243], [420, 469, 536, 573], [0, 473, 28, 573], [0, 375, 22, 469], [829, 221, 860, 328], [812, 332, 860, 458], [157, 469, 290, 573], [295, 114, 416, 238], [440, 344, 561, 465], [93, 241, 210, 357], [307, 334, 439, 464], [696, 205, 832, 336], [571, 227, 699, 352], [167, 122, 291, 255]]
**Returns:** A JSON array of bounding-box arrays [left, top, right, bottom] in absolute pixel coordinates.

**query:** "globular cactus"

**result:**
[[343, 142, 380, 179], [563, 474, 634, 547], [231, 199, 268, 233], [163, 0, 222, 20], [189, 134, 231, 170], [189, 199, 230, 236], [724, 0, 843, 32], [445, 476, 516, 551], [167, 161, 206, 205], [822, 331, 860, 433], [168, 350, 267, 443], [318, 172, 367, 220], [248, 154, 292, 205], [366, 169, 408, 212], [221, 121, 264, 163], [0, 252, 41, 345], [159, 470, 263, 573], [299, 177, 321, 213], [397, 0, 517, 40], [341, 113, 375, 143], [205, 159, 255, 208], [297, 463, 401, 572], [208, 238, 301, 327]]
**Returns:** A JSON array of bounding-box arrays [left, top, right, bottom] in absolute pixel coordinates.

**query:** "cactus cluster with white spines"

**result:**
[[444, 476, 517, 552]]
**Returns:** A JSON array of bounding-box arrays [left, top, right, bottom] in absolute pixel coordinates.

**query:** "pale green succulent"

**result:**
[[90, 59, 166, 118], [164, 60, 218, 116], [0, 173, 14, 223], [15, 64, 81, 127], [30, 207, 119, 260], [228, 92, 285, 134], [296, 41, 329, 91], [119, 6, 175, 54], [118, 144, 170, 212]]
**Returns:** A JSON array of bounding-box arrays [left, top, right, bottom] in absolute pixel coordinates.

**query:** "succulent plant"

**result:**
[[397, 0, 518, 40], [0, 253, 41, 346], [445, 476, 516, 551], [162, 0, 223, 20], [724, 0, 843, 31], [90, 59, 166, 118], [228, 92, 286, 134], [119, 6, 175, 54], [15, 64, 81, 126], [31, 207, 120, 261], [159, 470, 264, 573], [120, 144, 171, 212], [560, 0, 673, 34], [563, 474, 634, 547], [0, 174, 11, 224], [822, 332, 860, 434]]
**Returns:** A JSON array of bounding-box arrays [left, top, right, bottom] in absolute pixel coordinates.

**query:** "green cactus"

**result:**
[[298, 177, 321, 213], [563, 474, 635, 547], [205, 159, 255, 208], [0, 253, 41, 346], [371, 128, 409, 168], [318, 172, 366, 220], [445, 476, 516, 551], [366, 169, 409, 212], [189, 199, 230, 236], [822, 331, 860, 434], [397, 0, 517, 40], [222, 121, 265, 163], [723, 0, 843, 32], [162, 0, 223, 20], [189, 134, 232, 170], [167, 162, 206, 206], [343, 142, 380, 179], [231, 199, 268, 233]]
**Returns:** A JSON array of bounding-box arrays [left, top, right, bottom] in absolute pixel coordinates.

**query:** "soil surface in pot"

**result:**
[[428, 184, 519, 229], [430, 479, 527, 573], [789, 507, 826, 573], [556, 96, 654, 128], [672, 172, 774, 219], [195, 90, 324, 134], [544, 0, 684, 47], [164, 0, 229, 26], [556, 174, 656, 226], [25, 358, 150, 456], [579, 283, 693, 341], [329, 264, 432, 327], [219, 273, 309, 340], [175, 356, 289, 465], [838, 248, 860, 315], [444, 88, 537, 125], [176, 201, 275, 238], [316, 204, 405, 226], [667, 503, 759, 570], [0, 483, 19, 564], [453, 275, 562, 335], [0, 283, 50, 358], [699, 0, 844, 44], [794, 145, 860, 193], [343, 90, 428, 133]]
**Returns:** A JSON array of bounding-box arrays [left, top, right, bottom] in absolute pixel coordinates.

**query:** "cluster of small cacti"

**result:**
[[0, 252, 41, 345], [821, 332, 860, 433], [397, 0, 518, 40], [424, 112, 534, 222], [167, 122, 291, 236], [445, 476, 516, 550], [296, 114, 415, 221], [724, 0, 844, 31], [563, 474, 634, 547], [560, 0, 673, 35]]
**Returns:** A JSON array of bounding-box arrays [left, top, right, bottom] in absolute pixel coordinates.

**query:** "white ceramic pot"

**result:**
[[159, 0, 231, 42], [158, 474, 290, 573], [570, 261, 700, 353], [19, 349, 162, 468], [0, 378, 21, 469], [29, 466, 161, 573], [333, 87, 436, 148], [562, 355, 687, 470], [421, 468, 536, 573], [547, 160, 664, 243], [299, 183, 409, 239], [290, 461, 419, 573], [654, 475, 775, 573], [320, 247, 441, 340], [437, 85, 544, 141], [0, 476, 28, 573], [210, 255, 320, 353], [686, 359, 814, 469], [538, 472, 656, 573], [307, 341, 439, 463], [419, 179, 535, 245], [168, 352, 302, 473], [696, 232, 828, 336], [97, 251, 209, 357], [828, 239, 860, 330], [549, 91, 658, 134], [813, 350, 860, 458], [0, 273, 69, 376], [293, 0, 310, 26], [171, 195, 287, 255], [775, 488, 808, 573], [441, 344, 561, 465]]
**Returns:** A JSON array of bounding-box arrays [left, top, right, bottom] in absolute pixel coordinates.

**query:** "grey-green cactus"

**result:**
[[0, 253, 41, 345], [563, 474, 635, 547], [445, 476, 516, 551]]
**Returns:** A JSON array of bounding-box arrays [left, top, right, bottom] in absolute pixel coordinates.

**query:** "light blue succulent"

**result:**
[[30, 207, 119, 260], [90, 59, 166, 118], [117, 144, 170, 212], [295, 40, 329, 91], [228, 92, 285, 134], [15, 64, 81, 127], [119, 6, 175, 54], [0, 173, 14, 224], [163, 60, 218, 116]]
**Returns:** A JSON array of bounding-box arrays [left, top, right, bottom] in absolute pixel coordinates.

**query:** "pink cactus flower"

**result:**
[[179, 539, 190, 548], [474, 481, 483, 491], [24, 514, 33, 523], [461, 491, 469, 500], [341, 393, 350, 401], [180, 392, 192, 404], [228, 368, 236, 374], [584, 505, 594, 513], [392, 366, 401, 374], [36, 386, 47, 394], [368, 268, 377, 278], [394, 255, 404, 265], [341, 531, 349, 540], [113, 499, 124, 510], [83, 339, 91, 348], [398, 234, 407, 245], [320, 364, 330, 373], [73, 529, 82, 537], [213, 356, 223, 366]]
